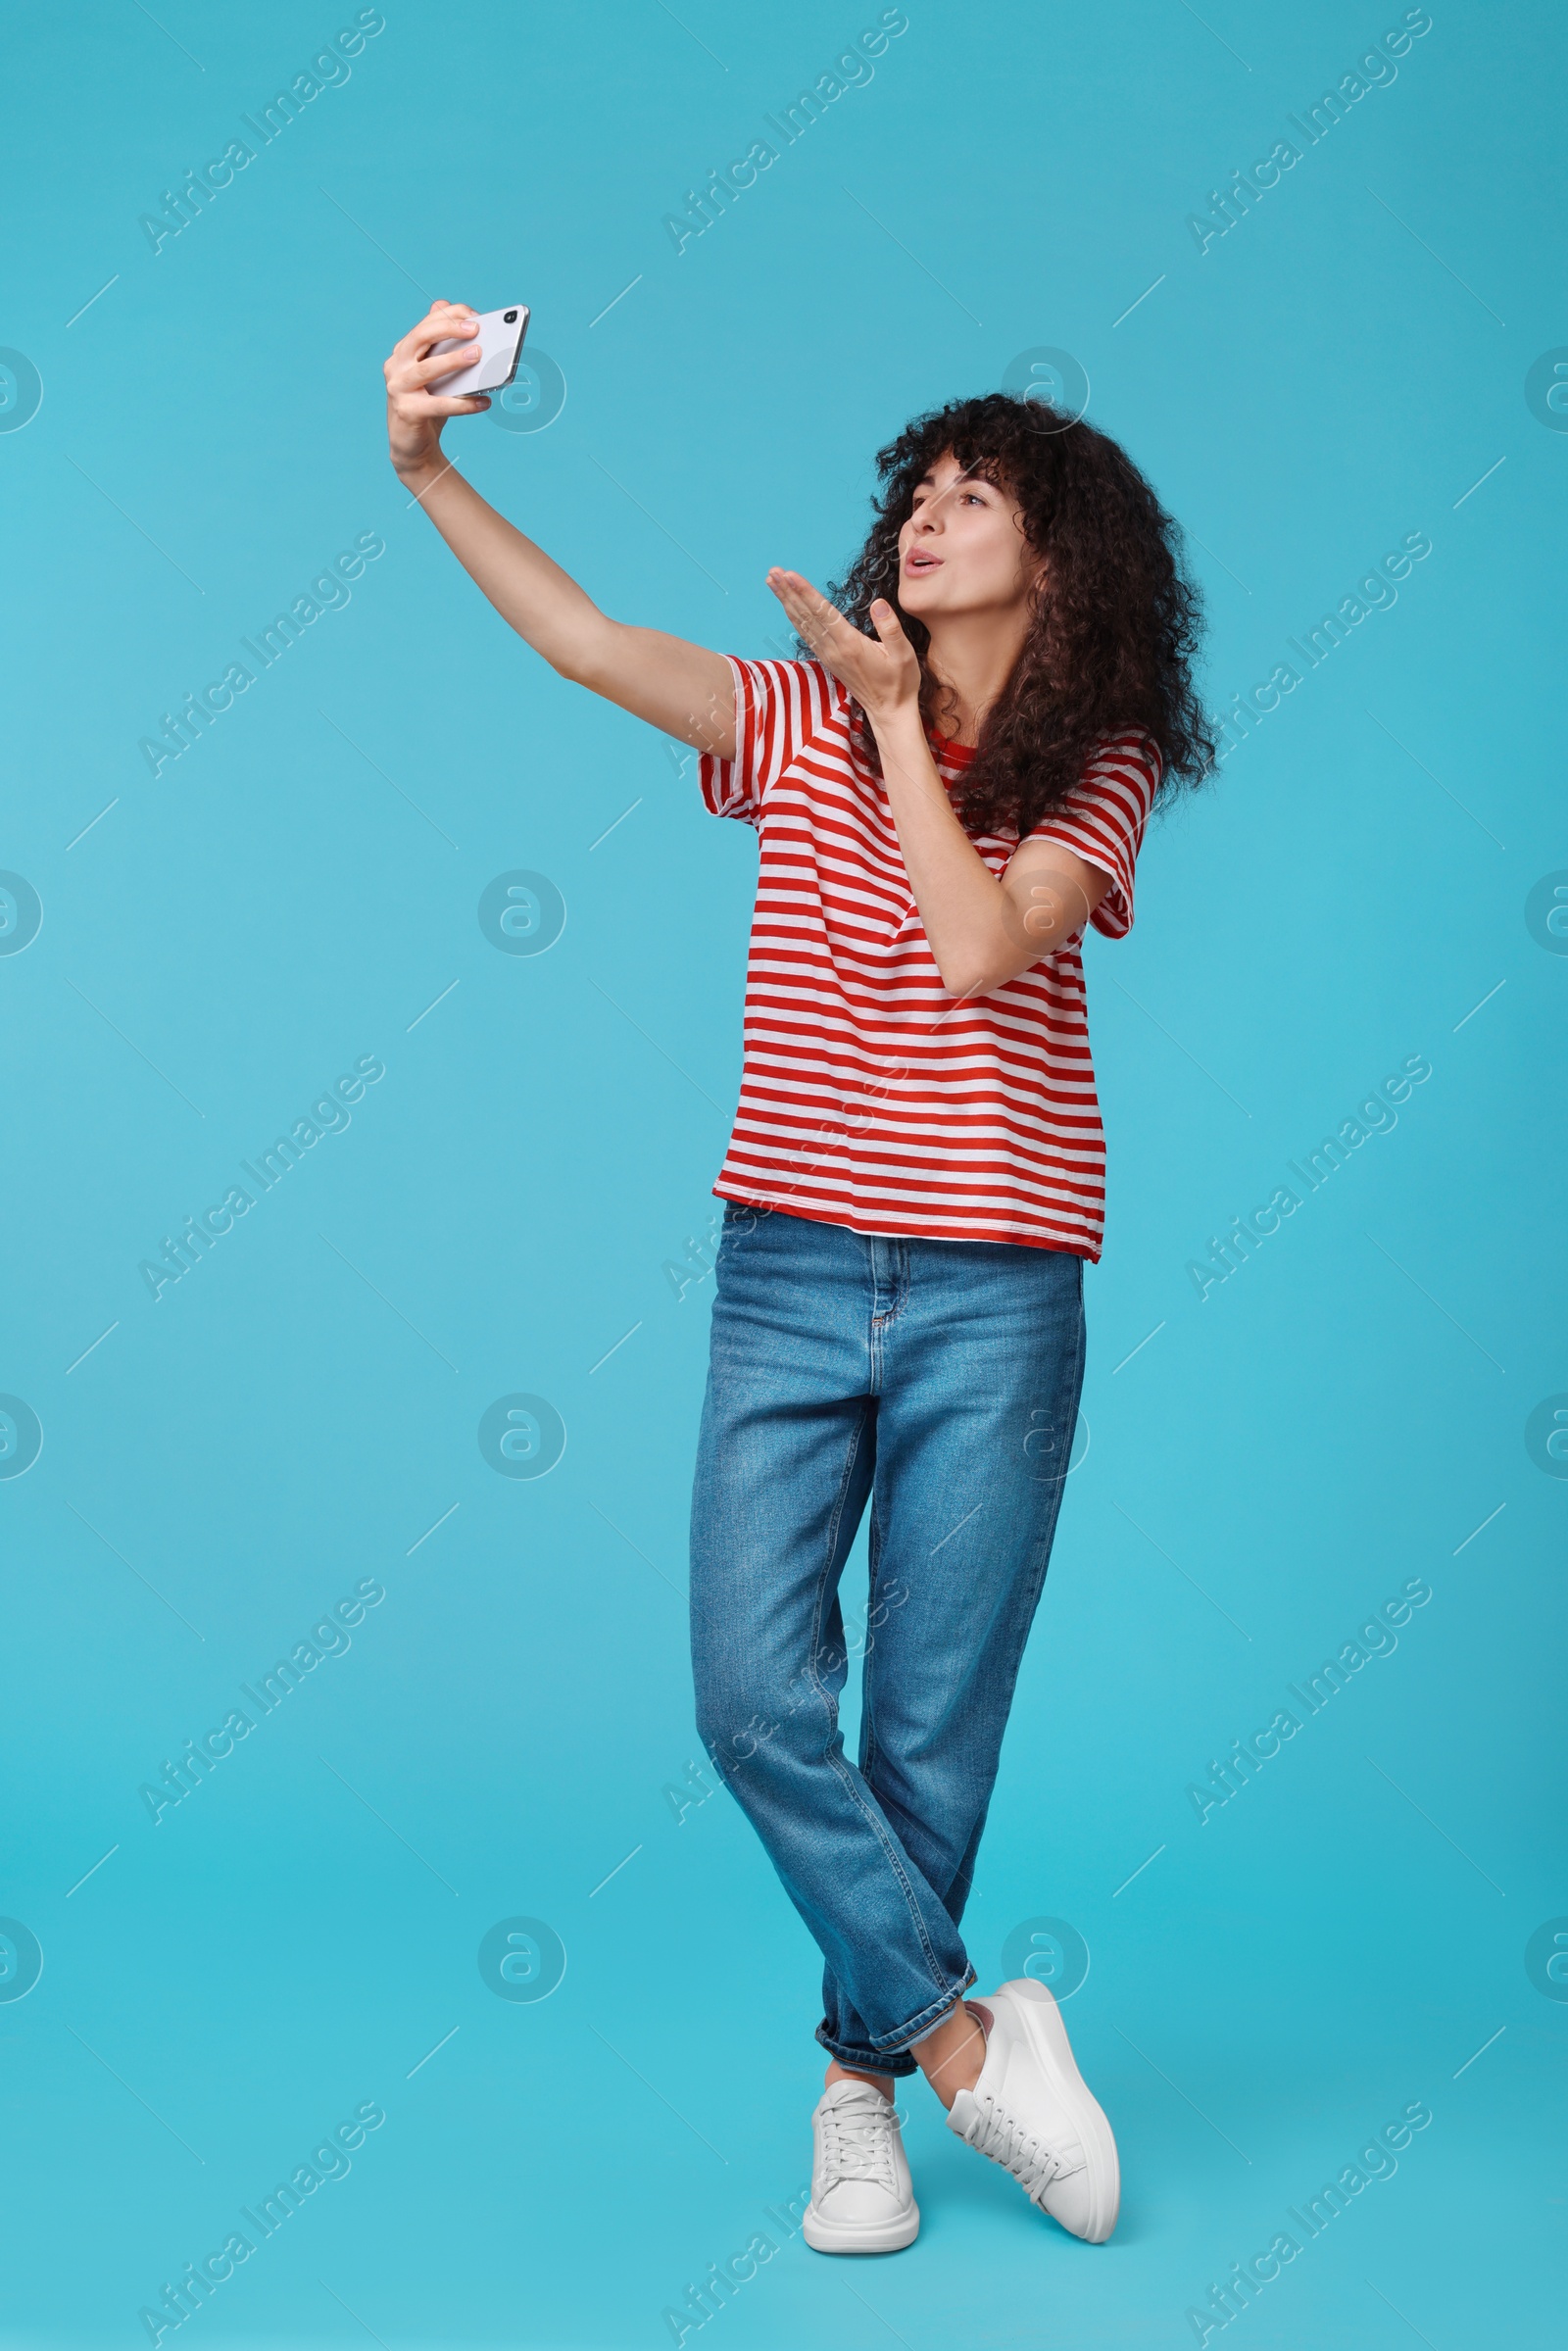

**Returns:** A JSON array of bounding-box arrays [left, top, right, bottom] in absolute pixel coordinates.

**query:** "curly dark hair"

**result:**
[[823, 392, 1216, 838]]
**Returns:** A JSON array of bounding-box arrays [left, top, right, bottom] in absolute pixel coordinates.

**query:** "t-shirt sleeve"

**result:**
[[698, 658, 836, 825], [1024, 733, 1161, 938]]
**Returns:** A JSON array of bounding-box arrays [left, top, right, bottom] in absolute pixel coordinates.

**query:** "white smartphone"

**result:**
[[427, 305, 530, 400]]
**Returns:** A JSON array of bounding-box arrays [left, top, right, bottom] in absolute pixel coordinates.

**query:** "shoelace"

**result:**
[[956, 2091, 1081, 2200], [819, 2099, 900, 2192]]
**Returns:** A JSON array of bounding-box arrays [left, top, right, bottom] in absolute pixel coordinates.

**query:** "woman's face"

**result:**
[[896, 451, 1039, 622]]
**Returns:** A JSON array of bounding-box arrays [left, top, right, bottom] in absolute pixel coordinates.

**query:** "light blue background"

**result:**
[[1, 2, 1563, 2345]]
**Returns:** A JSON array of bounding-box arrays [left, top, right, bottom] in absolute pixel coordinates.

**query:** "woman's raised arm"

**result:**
[[384, 301, 735, 758]]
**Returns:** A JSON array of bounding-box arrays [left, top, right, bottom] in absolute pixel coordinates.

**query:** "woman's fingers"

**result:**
[[386, 303, 478, 374], [414, 303, 478, 356], [407, 341, 482, 386], [384, 305, 489, 475], [784, 597, 833, 653], [764, 571, 920, 726], [420, 298, 476, 331], [391, 304, 467, 358], [766, 569, 846, 654], [391, 377, 490, 414], [386, 323, 485, 418], [779, 572, 838, 632], [386, 376, 473, 415], [777, 587, 869, 671]]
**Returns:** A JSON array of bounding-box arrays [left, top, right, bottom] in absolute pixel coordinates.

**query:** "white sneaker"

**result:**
[[803, 2079, 919, 2253], [946, 1981, 1120, 2241]]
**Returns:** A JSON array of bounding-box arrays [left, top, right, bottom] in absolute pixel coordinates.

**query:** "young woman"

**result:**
[[384, 306, 1212, 2254]]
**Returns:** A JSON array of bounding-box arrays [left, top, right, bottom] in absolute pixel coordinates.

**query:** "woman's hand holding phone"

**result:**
[[383, 300, 489, 482]]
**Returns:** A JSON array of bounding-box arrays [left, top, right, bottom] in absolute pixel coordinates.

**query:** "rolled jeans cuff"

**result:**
[[814, 1964, 977, 2076]]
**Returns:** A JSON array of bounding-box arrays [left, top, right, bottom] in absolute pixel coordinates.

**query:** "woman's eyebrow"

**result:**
[[914, 467, 991, 499]]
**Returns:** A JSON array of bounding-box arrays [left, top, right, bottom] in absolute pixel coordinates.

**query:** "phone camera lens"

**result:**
[[503, 310, 517, 323]]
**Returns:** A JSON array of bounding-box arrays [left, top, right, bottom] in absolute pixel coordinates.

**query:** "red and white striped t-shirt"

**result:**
[[699, 657, 1158, 1258]]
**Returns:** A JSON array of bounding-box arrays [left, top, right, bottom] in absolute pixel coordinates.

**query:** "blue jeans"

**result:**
[[689, 1203, 1087, 2076]]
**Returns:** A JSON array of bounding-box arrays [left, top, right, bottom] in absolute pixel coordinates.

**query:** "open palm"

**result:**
[[765, 569, 920, 725]]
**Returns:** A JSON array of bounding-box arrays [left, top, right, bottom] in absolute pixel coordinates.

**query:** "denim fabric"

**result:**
[[689, 1202, 1087, 2074]]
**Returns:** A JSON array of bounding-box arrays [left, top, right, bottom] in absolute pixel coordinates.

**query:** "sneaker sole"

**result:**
[[802, 2200, 920, 2254], [997, 1979, 1120, 2242]]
